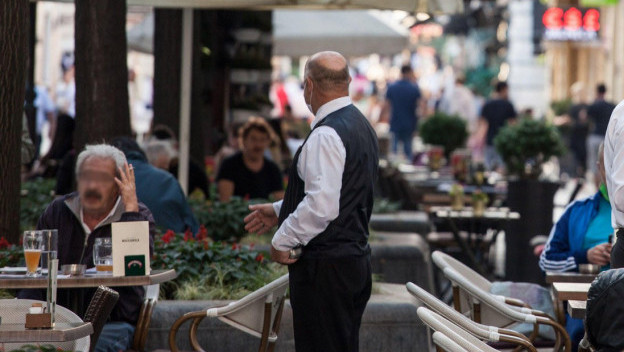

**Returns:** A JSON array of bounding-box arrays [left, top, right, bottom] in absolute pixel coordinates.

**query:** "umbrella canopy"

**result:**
[[40, 0, 462, 13], [273, 10, 409, 57]]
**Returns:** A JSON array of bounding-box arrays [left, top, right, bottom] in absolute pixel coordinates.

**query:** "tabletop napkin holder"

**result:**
[[25, 303, 52, 329]]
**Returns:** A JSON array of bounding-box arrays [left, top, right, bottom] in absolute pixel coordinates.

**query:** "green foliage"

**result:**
[[550, 99, 572, 116], [419, 112, 468, 157], [152, 229, 284, 300], [464, 66, 499, 97], [189, 197, 252, 243], [0, 237, 23, 268], [494, 118, 566, 179], [20, 179, 55, 231]]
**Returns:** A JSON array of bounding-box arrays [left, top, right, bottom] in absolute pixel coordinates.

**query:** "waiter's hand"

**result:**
[[271, 245, 298, 265], [244, 203, 278, 235], [587, 243, 612, 266]]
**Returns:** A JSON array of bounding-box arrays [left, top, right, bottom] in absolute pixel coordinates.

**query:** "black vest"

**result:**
[[278, 104, 379, 258]]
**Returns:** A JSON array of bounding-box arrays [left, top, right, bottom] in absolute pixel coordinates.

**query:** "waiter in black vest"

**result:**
[[244, 51, 379, 352]]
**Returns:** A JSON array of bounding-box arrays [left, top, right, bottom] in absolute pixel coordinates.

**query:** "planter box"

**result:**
[[369, 211, 432, 235], [146, 283, 427, 352]]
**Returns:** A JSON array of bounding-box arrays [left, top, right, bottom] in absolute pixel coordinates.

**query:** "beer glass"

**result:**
[[23, 231, 44, 277], [93, 237, 113, 274]]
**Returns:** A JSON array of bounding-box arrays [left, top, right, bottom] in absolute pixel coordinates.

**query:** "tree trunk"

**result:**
[[153, 9, 182, 137], [0, 0, 29, 244], [74, 0, 131, 152]]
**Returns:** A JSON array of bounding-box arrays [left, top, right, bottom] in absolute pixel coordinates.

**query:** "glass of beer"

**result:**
[[23, 231, 44, 277], [93, 237, 113, 274]]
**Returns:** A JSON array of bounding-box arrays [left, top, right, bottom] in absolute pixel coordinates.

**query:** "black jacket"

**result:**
[[18, 192, 156, 325], [586, 268, 624, 351]]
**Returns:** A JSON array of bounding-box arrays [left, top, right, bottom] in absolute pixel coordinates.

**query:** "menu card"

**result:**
[[111, 221, 150, 277]]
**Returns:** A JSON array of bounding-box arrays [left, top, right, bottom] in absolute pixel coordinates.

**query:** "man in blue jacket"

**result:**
[[539, 143, 612, 349]]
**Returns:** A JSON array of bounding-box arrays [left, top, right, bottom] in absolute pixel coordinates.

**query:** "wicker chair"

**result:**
[[432, 331, 470, 352], [82, 286, 120, 352], [129, 284, 160, 352], [168, 274, 289, 352]]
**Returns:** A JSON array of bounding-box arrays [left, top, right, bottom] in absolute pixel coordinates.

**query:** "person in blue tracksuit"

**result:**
[[539, 143, 612, 350]]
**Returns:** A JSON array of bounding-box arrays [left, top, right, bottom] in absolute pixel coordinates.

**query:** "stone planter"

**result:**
[[146, 283, 427, 352]]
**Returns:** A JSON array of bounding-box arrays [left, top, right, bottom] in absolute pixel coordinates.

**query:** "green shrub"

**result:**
[[20, 179, 55, 231], [189, 197, 253, 243], [494, 118, 566, 179], [152, 228, 285, 300], [419, 112, 468, 158]]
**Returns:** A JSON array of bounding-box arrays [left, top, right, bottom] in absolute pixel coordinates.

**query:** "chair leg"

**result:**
[[258, 301, 273, 352], [452, 285, 461, 311], [267, 297, 286, 352], [169, 311, 206, 352], [190, 316, 207, 352]]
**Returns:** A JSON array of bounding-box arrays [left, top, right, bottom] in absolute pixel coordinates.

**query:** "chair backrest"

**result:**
[[0, 298, 90, 352], [210, 274, 289, 340], [432, 331, 470, 352], [432, 251, 492, 291], [417, 307, 499, 352], [83, 286, 120, 352]]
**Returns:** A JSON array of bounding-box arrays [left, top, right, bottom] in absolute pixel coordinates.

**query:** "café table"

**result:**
[[567, 300, 586, 319], [429, 206, 520, 276], [545, 271, 597, 284], [0, 322, 93, 343], [0, 269, 176, 289], [552, 282, 591, 301]]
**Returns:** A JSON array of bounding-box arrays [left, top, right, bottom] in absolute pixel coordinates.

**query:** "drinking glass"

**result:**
[[93, 237, 113, 274], [40, 229, 58, 274], [23, 231, 44, 277]]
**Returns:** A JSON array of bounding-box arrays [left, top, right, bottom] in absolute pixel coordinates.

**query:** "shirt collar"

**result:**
[[79, 196, 122, 235], [311, 96, 352, 129]]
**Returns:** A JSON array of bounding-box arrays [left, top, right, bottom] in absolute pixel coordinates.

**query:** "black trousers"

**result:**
[[288, 254, 372, 352], [612, 229, 624, 268]]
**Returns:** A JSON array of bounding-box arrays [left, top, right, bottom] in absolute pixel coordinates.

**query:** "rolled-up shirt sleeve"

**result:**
[[606, 105, 624, 227], [271, 127, 346, 251]]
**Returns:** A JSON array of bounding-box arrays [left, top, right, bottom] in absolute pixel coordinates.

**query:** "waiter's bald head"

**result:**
[[305, 51, 351, 94]]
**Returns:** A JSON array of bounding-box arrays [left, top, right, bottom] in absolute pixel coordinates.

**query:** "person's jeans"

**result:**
[[586, 134, 604, 175], [484, 146, 503, 171], [95, 322, 135, 352], [392, 131, 413, 160]]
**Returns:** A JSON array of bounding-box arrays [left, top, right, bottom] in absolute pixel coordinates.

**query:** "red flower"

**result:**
[[162, 230, 175, 244], [255, 253, 264, 262], [231, 243, 239, 250], [0, 237, 10, 249], [203, 241, 210, 250], [249, 243, 255, 250], [183, 229, 193, 242], [196, 225, 208, 241], [244, 194, 250, 201]]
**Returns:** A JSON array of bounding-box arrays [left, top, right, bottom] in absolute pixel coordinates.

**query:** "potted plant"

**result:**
[[493, 117, 565, 283], [449, 183, 465, 211], [471, 190, 488, 217], [419, 112, 469, 159]]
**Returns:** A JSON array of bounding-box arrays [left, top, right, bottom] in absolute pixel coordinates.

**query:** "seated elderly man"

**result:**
[[19, 144, 156, 352], [539, 143, 612, 350]]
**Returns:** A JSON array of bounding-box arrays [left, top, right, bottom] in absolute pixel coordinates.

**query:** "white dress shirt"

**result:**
[[271, 97, 351, 251], [605, 100, 624, 228]]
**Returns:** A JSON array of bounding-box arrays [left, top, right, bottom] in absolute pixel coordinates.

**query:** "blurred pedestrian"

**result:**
[[476, 81, 517, 171], [587, 84, 615, 175], [382, 65, 421, 161]]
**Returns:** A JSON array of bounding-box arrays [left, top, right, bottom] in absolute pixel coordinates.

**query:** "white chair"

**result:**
[[432, 331, 470, 352], [168, 274, 289, 352], [417, 307, 499, 352], [0, 298, 90, 352], [406, 282, 536, 352], [431, 251, 571, 352]]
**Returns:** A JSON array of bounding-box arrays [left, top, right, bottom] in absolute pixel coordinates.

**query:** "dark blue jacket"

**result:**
[[539, 192, 612, 272], [129, 156, 199, 234]]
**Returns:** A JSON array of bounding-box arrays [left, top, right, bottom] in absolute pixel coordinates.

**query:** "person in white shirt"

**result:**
[[604, 100, 624, 268], [244, 51, 379, 352]]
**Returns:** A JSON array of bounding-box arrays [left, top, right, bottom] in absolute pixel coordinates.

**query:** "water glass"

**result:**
[[23, 231, 44, 277], [93, 237, 113, 274], [40, 229, 58, 273]]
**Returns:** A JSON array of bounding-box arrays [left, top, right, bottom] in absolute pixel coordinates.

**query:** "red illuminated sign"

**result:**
[[542, 7, 600, 41]]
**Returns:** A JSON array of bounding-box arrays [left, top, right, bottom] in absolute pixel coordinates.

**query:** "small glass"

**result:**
[[93, 237, 113, 274], [40, 229, 58, 274], [23, 231, 44, 277]]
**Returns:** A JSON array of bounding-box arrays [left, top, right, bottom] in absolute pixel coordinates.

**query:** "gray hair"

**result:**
[[144, 140, 177, 165], [75, 144, 127, 176]]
